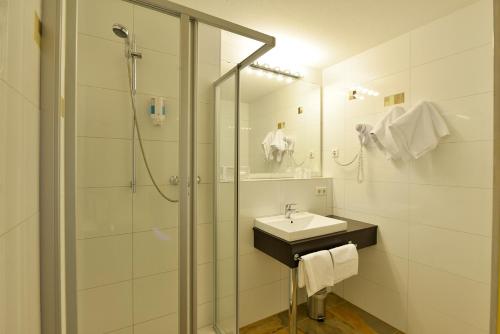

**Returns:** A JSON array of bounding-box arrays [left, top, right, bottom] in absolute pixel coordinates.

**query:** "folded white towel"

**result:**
[[329, 244, 358, 285], [389, 101, 449, 159], [298, 250, 334, 297], [371, 106, 409, 160], [261, 131, 275, 161]]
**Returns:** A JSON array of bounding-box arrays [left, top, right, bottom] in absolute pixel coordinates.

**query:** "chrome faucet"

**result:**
[[284, 203, 297, 219]]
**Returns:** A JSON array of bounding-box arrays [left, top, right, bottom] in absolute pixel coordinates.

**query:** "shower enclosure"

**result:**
[[54, 0, 274, 333]]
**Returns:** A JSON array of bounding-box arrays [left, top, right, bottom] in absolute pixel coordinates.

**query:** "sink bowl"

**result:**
[[254, 212, 347, 242]]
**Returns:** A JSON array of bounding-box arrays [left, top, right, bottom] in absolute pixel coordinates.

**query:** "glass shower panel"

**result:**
[[75, 1, 180, 333], [196, 22, 222, 331], [215, 74, 237, 334]]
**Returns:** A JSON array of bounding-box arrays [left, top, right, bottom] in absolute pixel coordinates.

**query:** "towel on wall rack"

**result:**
[[370, 106, 409, 160], [389, 101, 450, 159], [298, 250, 334, 297], [329, 243, 358, 285]]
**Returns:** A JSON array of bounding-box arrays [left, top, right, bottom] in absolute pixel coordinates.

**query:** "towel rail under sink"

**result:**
[[293, 241, 358, 262]]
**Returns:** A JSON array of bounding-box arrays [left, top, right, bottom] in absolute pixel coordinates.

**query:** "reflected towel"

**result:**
[[261, 131, 275, 161]]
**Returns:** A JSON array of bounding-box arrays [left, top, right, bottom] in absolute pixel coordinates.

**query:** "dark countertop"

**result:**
[[253, 215, 378, 268]]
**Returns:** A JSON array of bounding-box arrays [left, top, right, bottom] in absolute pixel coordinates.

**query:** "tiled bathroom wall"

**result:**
[[322, 0, 493, 332], [0, 0, 42, 333], [238, 177, 333, 327], [75, 0, 219, 332]]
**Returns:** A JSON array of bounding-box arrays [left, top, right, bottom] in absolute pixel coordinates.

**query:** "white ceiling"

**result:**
[[173, 0, 478, 69]]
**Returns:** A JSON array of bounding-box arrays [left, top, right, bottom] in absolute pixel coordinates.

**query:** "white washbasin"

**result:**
[[254, 212, 347, 242]]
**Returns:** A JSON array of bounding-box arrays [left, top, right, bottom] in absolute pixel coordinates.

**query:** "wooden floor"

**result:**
[[240, 294, 403, 334]]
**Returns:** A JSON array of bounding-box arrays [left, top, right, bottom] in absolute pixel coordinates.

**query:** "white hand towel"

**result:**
[[261, 131, 275, 161], [370, 106, 409, 160], [329, 244, 358, 285], [389, 101, 449, 159], [298, 250, 334, 297], [271, 129, 286, 162]]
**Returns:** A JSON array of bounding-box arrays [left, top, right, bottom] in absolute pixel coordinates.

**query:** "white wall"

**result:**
[[322, 1, 493, 332], [75, 0, 219, 332], [0, 0, 42, 333]]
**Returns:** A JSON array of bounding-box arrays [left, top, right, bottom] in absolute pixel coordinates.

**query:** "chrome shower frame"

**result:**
[[42, 1, 275, 334]]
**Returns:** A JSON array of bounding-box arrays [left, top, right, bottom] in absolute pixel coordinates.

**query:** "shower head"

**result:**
[[112, 23, 129, 41]]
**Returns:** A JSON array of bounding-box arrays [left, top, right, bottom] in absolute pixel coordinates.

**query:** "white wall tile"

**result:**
[[1, 86, 23, 233], [407, 300, 488, 334], [197, 301, 214, 329], [134, 313, 178, 334], [77, 187, 133, 238], [135, 140, 178, 186], [411, 44, 493, 103], [136, 49, 179, 98], [0, 81, 6, 235], [344, 275, 407, 331], [409, 184, 492, 236], [77, 234, 132, 289], [408, 262, 490, 331], [134, 5, 180, 55], [21, 0, 41, 106], [437, 93, 493, 143], [77, 85, 132, 139], [239, 251, 282, 292], [77, 34, 129, 91], [23, 102, 39, 219], [78, 281, 133, 334], [409, 224, 491, 283], [410, 141, 493, 188], [78, 0, 133, 41], [342, 210, 409, 258], [133, 272, 178, 323], [239, 281, 282, 327], [197, 223, 213, 264], [410, 0, 493, 66], [344, 180, 409, 219], [77, 137, 131, 187], [4, 0, 23, 91], [133, 228, 178, 277], [133, 185, 178, 232], [357, 248, 408, 294], [197, 262, 213, 305]]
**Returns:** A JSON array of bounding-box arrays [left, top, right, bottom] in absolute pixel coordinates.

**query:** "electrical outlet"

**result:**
[[315, 186, 327, 196], [332, 148, 339, 158]]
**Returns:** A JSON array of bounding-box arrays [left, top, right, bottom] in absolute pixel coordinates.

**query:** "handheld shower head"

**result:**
[[112, 23, 129, 42]]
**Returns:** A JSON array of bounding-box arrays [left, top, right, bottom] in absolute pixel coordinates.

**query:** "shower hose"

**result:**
[[126, 61, 179, 203]]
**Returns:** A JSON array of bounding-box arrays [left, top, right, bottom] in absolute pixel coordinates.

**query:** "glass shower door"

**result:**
[[214, 74, 238, 334], [74, 1, 180, 332]]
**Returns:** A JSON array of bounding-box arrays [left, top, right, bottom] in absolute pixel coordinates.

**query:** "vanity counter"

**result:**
[[253, 215, 377, 268]]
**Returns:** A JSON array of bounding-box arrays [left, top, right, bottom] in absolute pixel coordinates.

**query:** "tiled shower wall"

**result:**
[[75, 0, 219, 332], [322, 0, 493, 333], [0, 0, 42, 333]]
